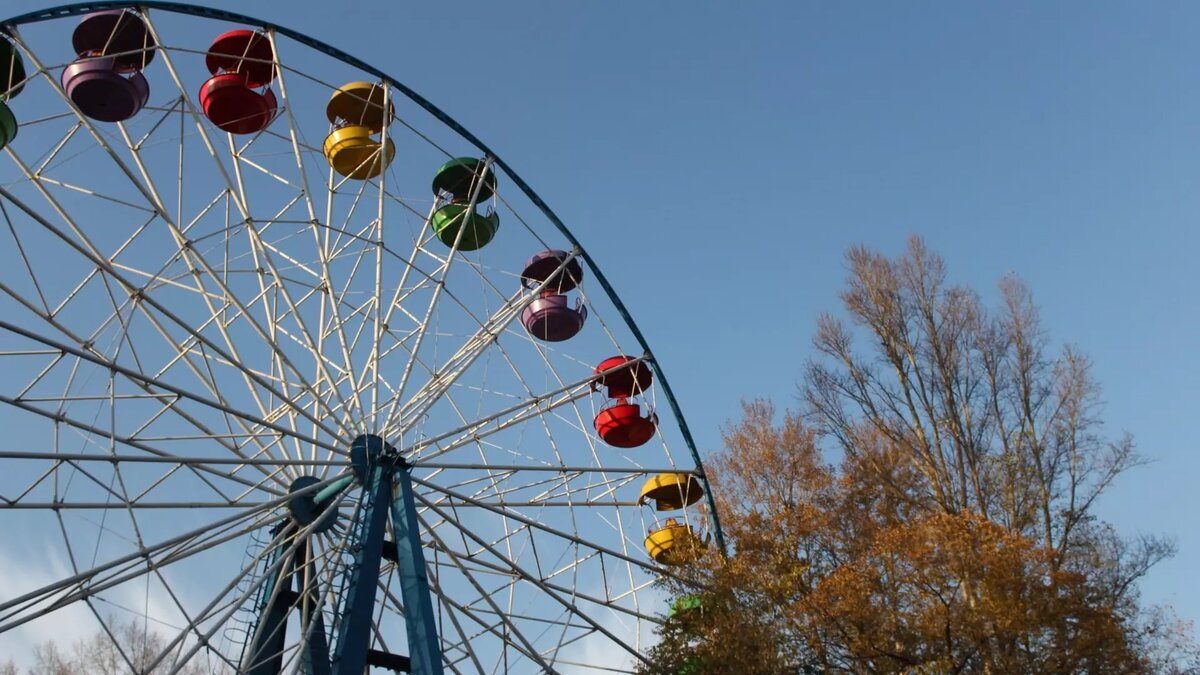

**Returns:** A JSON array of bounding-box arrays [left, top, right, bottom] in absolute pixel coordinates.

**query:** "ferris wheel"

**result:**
[[0, 3, 722, 674]]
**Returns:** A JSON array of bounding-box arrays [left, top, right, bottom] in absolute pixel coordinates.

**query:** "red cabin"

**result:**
[[594, 401, 658, 448], [199, 30, 277, 135], [592, 355, 652, 398], [592, 355, 657, 448]]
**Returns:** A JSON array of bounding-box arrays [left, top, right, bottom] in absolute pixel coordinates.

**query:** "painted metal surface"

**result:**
[[244, 524, 297, 675], [1, 38, 26, 97], [390, 467, 445, 675], [521, 249, 584, 293], [206, 29, 275, 86], [593, 355, 653, 398], [323, 124, 395, 179], [286, 476, 338, 533], [521, 293, 588, 342], [200, 72, 276, 134], [60, 55, 149, 121], [0, 3, 729, 667], [432, 156, 496, 202], [297, 543, 333, 675], [595, 401, 658, 448], [70, 8, 155, 69], [638, 473, 704, 511], [0, 0, 727, 553], [0, 100, 16, 149], [330, 465, 391, 675], [325, 81, 392, 130], [430, 202, 499, 250], [323, 81, 394, 179], [200, 28, 276, 133], [644, 520, 702, 566], [520, 249, 588, 341]]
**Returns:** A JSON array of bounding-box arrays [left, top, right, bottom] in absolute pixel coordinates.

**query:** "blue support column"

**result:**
[[298, 541, 332, 675], [390, 467, 444, 675], [300, 610, 332, 675], [330, 463, 391, 675], [244, 525, 295, 675], [327, 435, 443, 674]]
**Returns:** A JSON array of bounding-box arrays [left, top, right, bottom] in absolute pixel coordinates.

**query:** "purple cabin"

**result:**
[[62, 10, 155, 123], [519, 250, 587, 342]]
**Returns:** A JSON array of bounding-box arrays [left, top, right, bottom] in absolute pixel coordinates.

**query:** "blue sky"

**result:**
[[6, 0, 1198, 645], [371, 0, 1200, 629]]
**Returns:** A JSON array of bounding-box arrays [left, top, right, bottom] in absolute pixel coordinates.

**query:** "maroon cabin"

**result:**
[[199, 30, 277, 134], [62, 10, 155, 123]]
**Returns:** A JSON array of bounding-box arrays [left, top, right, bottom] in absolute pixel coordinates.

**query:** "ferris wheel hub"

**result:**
[[0, 4, 717, 669], [286, 475, 338, 533], [350, 433, 407, 481]]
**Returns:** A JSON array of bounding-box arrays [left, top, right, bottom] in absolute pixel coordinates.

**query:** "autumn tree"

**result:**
[[640, 238, 1197, 674]]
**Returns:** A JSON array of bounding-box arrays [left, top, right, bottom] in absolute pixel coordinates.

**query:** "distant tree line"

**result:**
[[0, 618, 223, 675]]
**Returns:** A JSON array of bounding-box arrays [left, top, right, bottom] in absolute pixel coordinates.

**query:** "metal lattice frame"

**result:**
[[0, 3, 725, 674]]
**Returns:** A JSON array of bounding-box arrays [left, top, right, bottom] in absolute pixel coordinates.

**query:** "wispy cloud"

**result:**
[[0, 544, 97, 666], [0, 542, 203, 668], [556, 582, 668, 674]]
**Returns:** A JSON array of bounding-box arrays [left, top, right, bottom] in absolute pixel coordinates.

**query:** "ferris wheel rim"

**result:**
[[0, 4, 725, 671], [1, 1, 724, 555]]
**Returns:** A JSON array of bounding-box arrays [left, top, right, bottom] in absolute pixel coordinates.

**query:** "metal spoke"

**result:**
[[0, 7, 715, 674], [413, 491, 650, 667]]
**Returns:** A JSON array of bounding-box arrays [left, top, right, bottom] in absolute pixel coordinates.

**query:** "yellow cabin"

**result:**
[[644, 519, 703, 566], [638, 473, 702, 511], [323, 82, 395, 180]]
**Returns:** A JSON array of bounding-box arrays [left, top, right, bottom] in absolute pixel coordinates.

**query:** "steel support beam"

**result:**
[[331, 463, 391, 675], [243, 524, 296, 675], [239, 434, 444, 674], [241, 532, 337, 675], [391, 466, 444, 675], [299, 542, 332, 675]]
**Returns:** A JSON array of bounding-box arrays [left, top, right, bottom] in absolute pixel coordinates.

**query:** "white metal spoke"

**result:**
[[414, 513, 555, 672], [413, 491, 649, 667], [0, 183, 346, 446], [414, 477, 675, 581], [0, 9, 712, 674]]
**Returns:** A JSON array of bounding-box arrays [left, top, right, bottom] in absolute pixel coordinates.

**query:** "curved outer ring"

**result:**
[[0, 1, 727, 554]]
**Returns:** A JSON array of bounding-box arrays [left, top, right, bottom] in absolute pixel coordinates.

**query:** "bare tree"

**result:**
[[640, 238, 1195, 674], [804, 237, 1172, 594], [20, 618, 224, 675]]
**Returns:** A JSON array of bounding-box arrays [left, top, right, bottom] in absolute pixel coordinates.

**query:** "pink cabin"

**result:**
[[519, 250, 587, 342], [199, 30, 277, 134]]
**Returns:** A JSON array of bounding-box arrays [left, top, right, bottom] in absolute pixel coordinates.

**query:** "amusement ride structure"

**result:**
[[0, 4, 721, 673]]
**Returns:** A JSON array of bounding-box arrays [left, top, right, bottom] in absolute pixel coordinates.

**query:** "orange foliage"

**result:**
[[641, 240, 1197, 674], [642, 402, 1190, 674]]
